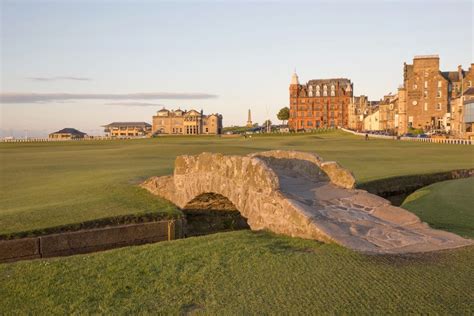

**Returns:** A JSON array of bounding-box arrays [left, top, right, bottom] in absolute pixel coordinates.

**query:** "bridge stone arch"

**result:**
[[142, 150, 472, 254]]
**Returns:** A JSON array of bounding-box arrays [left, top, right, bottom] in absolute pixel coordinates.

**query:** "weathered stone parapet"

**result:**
[[251, 150, 355, 189], [141, 150, 473, 254]]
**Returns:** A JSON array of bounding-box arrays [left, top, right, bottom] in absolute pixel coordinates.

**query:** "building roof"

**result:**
[[463, 87, 474, 96], [441, 71, 462, 82], [307, 78, 351, 85], [103, 122, 151, 127], [50, 128, 86, 135]]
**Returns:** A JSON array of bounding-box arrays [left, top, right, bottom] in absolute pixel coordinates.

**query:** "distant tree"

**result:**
[[262, 120, 272, 133], [277, 107, 290, 124], [253, 123, 259, 128], [262, 119, 272, 127]]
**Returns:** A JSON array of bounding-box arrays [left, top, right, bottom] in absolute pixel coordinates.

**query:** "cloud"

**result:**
[[0, 92, 218, 104], [105, 102, 165, 107], [27, 76, 91, 81]]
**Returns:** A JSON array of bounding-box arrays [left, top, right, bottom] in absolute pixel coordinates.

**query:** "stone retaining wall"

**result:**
[[0, 219, 184, 263]]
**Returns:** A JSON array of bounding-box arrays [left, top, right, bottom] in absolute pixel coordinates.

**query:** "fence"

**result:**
[[340, 128, 473, 145], [0, 136, 148, 143]]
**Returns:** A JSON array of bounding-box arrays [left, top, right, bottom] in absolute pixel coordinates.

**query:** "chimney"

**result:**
[[458, 65, 463, 80]]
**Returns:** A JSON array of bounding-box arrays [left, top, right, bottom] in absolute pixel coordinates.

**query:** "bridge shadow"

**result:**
[[182, 193, 249, 237]]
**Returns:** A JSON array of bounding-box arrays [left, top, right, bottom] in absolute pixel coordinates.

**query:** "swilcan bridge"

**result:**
[[142, 150, 472, 254]]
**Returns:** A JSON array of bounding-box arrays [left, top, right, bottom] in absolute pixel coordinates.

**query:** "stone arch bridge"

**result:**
[[141, 150, 472, 254]]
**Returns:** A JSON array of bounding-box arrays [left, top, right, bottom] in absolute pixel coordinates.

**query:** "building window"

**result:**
[[308, 90, 313, 97], [316, 91, 320, 97], [436, 103, 441, 111], [424, 81, 428, 88], [424, 90, 428, 98], [323, 90, 327, 97], [307, 120, 313, 126], [331, 90, 335, 97], [438, 81, 442, 88], [469, 81, 472, 87], [437, 90, 442, 98], [424, 102, 428, 111], [413, 83, 417, 89]]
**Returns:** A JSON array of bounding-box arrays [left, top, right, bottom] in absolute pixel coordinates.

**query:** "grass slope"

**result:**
[[1, 231, 473, 314], [402, 177, 474, 238], [1, 131, 473, 234]]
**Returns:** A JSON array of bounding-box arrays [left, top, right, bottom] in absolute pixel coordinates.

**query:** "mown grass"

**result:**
[[402, 177, 474, 238], [0, 231, 473, 314], [1, 130, 473, 235]]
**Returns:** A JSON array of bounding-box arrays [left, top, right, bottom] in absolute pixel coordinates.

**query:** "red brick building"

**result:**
[[288, 72, 353, 131]]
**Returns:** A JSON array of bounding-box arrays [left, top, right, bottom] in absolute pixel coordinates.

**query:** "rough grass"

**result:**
[[0, 231, 473, 314], [402, 177, 474, 238], [1, 130, 473, 235]]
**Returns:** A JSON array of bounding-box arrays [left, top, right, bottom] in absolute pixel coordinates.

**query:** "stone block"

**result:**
[[0, 238, 40, 263]]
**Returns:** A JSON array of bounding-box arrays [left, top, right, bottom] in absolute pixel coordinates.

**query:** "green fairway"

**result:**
[[1, 131, 473, 235], [1, 231, 473, 314], [402, 177, 474, 238]]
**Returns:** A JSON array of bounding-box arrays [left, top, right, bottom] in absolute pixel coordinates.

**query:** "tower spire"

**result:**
[[246, 109, 253, 127], [291, 71, 299, 85]]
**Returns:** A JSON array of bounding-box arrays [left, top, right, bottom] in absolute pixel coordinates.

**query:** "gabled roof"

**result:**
[[185, 109, 201, 116], [51, 128, 86, 135], [441, 71, 462, 82], [463, 87, 474, 96]]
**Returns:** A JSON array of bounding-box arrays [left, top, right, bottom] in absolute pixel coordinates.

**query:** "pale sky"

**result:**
[[1, 0, 473, 137]]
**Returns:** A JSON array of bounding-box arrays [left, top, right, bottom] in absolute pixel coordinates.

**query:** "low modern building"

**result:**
[[103, 122, 152, 137], [49, 128, 87, 140], [152, 108, 223, 135]]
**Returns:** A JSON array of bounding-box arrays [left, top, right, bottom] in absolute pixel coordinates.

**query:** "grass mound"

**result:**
[[402, 177, 474, 238]]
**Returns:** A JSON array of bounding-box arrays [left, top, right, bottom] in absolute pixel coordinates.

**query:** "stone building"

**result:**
[[363, 107, 380, 131], [378, 93, 399, 132], [348, 95, 370, 131], [49, 128, 87, 140], [451, 87, 474, 139], [152, 108, 222, 135], [398, 55, 474, 134], [288, 72, 353, 131], [103, 122, 152, 137]]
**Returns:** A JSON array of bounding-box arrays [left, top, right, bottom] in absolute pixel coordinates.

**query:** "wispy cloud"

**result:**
[[105, 102, 165, 107], [27, 76, 91, 81], [0, 92, 218, 104]]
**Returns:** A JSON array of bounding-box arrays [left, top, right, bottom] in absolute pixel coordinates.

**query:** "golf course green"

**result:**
[[1, 131, 473, 314]]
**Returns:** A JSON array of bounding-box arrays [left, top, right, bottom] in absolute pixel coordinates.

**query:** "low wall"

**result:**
[[358, 169, 474, 198], [341, 128, 473, 145], [0, 219, 185, 263]]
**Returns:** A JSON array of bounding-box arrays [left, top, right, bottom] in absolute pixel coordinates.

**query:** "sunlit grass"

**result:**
[[1, 131, 473, 234]]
